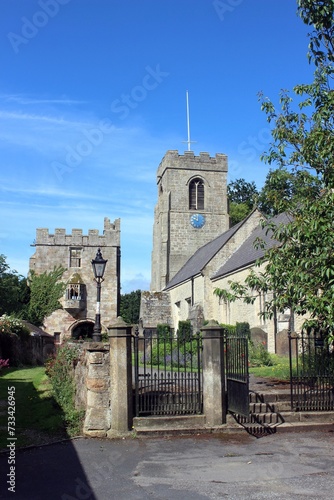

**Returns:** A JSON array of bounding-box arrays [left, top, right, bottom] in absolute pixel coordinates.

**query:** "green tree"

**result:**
[[215, 1, 334, 339], [257, 167, 321, 215], [27, 266, 66, 326], [0, 255, 29, 317], [120, 289, 141, 324], [227, 178, 258, 225]]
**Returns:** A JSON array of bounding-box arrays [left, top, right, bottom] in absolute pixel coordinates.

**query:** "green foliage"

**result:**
[[248, 340, 273, 367], [45, 343, 84, 436], [220, 323, 236, 335], [236, 322, 251, 337], [227, 179, 258, 225], [249, 355, 292, 380], [177, 320, 193, 343], [120, 289, 141, 324], [229, 202, 252, 226], [0, 314, 30, 340], [156, 323, 171, 340], [148, 337, 201, 369], [0, 367, 66, 450], [215, 3, 334, 340], [227, 179, 258, 207], [27, 266, 66, 326], [0, 254, 29, 317], [257, 168, 321, 216]]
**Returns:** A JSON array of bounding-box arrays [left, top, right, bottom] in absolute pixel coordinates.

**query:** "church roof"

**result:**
[[212, 212, 291, 279], [164, 219, 245, 290]]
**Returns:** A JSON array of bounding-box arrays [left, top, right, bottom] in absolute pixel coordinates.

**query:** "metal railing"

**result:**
[[133, 329, 203, 417], [289, 329, 334, 411]]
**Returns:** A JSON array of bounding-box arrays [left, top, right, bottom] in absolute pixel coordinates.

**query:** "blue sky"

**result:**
[[0, 0, 314, 293]]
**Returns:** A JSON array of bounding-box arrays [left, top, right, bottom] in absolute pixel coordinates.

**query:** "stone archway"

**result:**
[[71, 321, 94, 340]]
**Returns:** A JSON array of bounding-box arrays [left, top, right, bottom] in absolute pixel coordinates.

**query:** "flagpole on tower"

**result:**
[[183, 90, 196, 151], [186, 90, 191, 151]]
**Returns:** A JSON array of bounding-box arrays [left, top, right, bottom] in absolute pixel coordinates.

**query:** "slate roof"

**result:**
[[22, 321, 53, 337], [212, 212, 291, 280], [164, 219, 245, 290]]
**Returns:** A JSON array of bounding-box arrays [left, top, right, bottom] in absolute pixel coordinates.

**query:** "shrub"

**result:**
[[177, 320, 193, 343], [236, 322, 251, 338], [0, 358, 9, 371], [156, 323, 171, 341], [0, 314, 30, 340], [248, 340, 273, 367], [220, 323, 236, 335], [45, 342, 84, 435], [144, 336, 201, 369]]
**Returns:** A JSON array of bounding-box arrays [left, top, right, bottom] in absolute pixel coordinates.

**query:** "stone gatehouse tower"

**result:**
[[29, 217, 120, 342], [150, 150, 229, 291]]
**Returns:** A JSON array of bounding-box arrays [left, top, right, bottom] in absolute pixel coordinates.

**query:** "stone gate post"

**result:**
[[82, 342, 110, 438], [201, 321, 226, 426], [107, 317, 133, 434]]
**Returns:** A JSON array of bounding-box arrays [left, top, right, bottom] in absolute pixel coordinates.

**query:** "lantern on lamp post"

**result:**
[[91, 248, 108, 342]]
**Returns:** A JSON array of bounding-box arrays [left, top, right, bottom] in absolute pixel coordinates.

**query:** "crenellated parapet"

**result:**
[[157, 150, 228, 180], [34, 217, 120, 247]]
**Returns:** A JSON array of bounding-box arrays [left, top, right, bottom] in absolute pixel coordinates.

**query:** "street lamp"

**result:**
[[91, 248, 108, 342]]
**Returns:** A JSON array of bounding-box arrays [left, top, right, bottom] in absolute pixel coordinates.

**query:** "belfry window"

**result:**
[[189, 178, 204, 210]]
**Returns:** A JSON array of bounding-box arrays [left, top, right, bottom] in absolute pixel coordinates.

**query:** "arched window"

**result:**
[[189, 178, 204, 210]]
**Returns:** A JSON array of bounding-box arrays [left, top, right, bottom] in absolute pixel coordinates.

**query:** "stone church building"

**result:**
[[29, 217, 120, 342], [141, 150, 299, 353]]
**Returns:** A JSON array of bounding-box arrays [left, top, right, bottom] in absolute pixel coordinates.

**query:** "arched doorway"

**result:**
[[71, 321, 94, 340]]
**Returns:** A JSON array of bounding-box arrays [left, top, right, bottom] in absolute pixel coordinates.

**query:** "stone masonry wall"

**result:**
[[29, 217, 120, 341], [151, 150, 229, 291], [74, 343, 111, 437], [140, 291, 172, 329]]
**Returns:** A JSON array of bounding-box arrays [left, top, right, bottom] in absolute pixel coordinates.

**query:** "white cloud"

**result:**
[[0, 94, 167, 290]]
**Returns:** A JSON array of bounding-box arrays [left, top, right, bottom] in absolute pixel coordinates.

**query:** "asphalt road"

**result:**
[[1, 430, 334, 499]]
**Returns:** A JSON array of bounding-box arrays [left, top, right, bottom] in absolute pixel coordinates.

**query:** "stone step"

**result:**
[[249, 401, 291, 413], [237, 412, 283, 426], [249, 390, 291, 403]]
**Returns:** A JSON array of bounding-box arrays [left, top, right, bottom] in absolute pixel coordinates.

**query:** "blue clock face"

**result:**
[[190, 213, 206, 228]]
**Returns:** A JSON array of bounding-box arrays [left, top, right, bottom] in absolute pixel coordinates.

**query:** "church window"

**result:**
[[189, 178, 204, 210], [70, 248, 81, 267]]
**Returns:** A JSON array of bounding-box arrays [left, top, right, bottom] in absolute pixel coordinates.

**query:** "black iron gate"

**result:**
[[225, 332, 249, 417], [289, 329, 334, 411], [133, 329, 203, 416]]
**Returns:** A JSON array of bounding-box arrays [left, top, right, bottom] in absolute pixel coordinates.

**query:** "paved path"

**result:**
[[1, 430, 334, 499]]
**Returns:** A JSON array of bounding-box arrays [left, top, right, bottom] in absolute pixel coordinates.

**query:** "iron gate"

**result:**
[[133, 329, 203, 416], [225, 332, 249, 417], [289, 329, 334, 411]]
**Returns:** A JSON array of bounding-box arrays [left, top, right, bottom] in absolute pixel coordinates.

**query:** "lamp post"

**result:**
[[91, 248, 108, 342]]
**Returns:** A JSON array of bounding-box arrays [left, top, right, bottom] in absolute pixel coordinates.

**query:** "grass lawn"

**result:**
[[0, 366, 67, 450], [249, 355, 293, 381]]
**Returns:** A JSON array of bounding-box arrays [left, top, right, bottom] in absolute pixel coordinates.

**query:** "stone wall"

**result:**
[[74, 342, 111, 437], [151, 150, 229, 291], [0, 333, 55, 366], [29, 217, 121, 341], [140, 291, 172, 330]]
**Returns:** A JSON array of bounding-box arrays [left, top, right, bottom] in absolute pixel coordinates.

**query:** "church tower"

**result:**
[[150, 150, 229, 291]]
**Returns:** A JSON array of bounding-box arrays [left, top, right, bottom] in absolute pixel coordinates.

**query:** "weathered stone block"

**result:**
[[84, 408, 111, 431], [89, 351, 104, 364], [87, 390, 110, 408], [86, 378, 109, 392], [88, 363, 109, 379]]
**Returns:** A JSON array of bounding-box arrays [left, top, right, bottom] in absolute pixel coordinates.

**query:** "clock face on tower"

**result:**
[[190, 213, 206, 229]]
